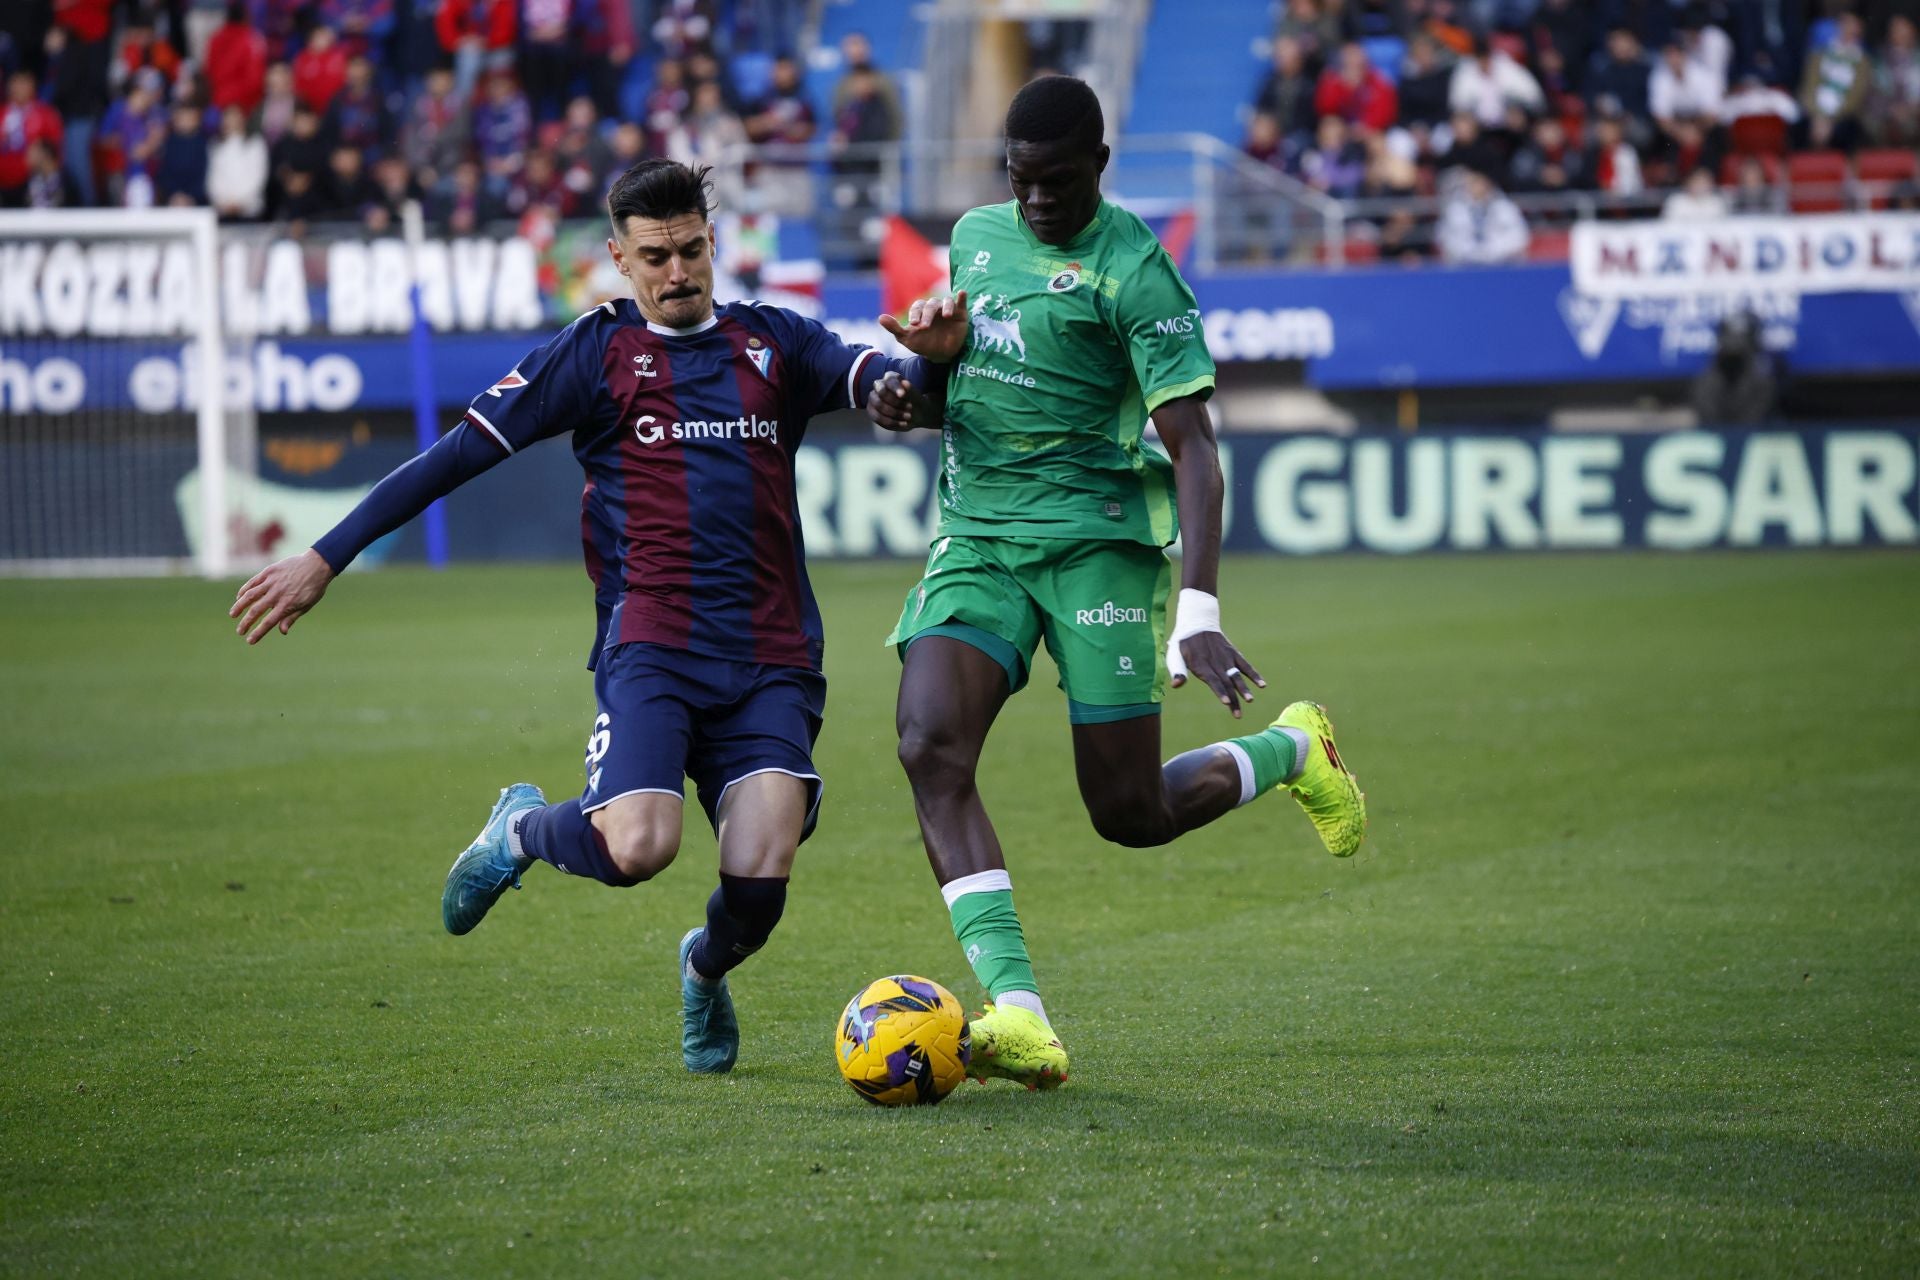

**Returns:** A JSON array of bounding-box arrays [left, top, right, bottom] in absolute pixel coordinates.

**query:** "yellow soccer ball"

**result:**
[[834, 975, 972, 1106]]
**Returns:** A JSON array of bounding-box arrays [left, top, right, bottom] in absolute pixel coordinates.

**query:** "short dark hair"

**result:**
[[607, 159, 714, 230], [1005, 75, 1104, 151]]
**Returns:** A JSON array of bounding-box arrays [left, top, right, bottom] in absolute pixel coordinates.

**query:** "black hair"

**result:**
[[607, 159, 714, 229], [1005, 75, 1104, 151]]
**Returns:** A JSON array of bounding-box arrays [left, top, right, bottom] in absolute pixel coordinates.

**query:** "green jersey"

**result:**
[[936, 198, 1216, 546]]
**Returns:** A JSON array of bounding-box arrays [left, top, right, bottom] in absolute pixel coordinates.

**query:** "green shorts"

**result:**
[[886, 535, 1174, 722]]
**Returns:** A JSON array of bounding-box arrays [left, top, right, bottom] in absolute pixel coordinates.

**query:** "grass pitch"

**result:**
[[3, 552, 1916, 1278]]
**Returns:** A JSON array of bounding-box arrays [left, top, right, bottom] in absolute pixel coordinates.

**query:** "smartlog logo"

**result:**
[[1075, 601, 1149, 627]]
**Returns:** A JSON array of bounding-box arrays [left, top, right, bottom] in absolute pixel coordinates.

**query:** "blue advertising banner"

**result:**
[[252, 428, 1916, 569], [7, 268, 1920, 415]]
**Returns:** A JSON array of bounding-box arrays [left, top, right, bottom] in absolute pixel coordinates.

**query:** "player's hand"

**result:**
[[866, 370, 938, 432], [1171, 631, 1265, 719], [878, 289, 969, 363], [230, 548, 334, 645]]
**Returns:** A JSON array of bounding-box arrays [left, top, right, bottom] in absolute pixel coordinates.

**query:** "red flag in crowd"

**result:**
[[880, 215, 947, 318]]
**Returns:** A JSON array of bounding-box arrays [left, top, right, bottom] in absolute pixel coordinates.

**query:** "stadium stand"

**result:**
[[1, 0, 1915, 265]]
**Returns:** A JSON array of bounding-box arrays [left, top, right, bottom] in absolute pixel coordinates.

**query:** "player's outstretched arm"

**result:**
[[866, 369, 944, 432], [230, 548, 334, 644], [878, 289, 970, 363], [1153, 394, 1265, 717]]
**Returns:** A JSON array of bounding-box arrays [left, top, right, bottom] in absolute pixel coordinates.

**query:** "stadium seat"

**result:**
[[1363, 36, 1406, 84], [1854, 148, 1919, 208], [1788, 150, 1850, 213], [1527, 229, 1571, 261], [1728, 113, 1790, 156], [1720, 151, 1783, 186]]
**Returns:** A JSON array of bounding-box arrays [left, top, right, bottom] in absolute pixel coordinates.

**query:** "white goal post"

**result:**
[[0, 206, 231, 578]]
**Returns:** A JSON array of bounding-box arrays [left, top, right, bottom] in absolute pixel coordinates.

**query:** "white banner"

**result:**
[[1570, 213, 1920, 299]]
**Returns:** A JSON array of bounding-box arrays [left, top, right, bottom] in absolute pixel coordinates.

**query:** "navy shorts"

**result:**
[[582, 642, 826, 842]]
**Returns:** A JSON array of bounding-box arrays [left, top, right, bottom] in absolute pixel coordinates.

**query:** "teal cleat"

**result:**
[[678, 927, 739, 1074], [442, 783, 544, 936]]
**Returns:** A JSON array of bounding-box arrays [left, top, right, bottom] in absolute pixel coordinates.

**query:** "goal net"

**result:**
[[0, 207, 239, 578]]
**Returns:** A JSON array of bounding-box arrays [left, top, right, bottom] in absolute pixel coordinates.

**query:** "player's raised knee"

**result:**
[[590, 802, 681, 883], [1085, 796, 1174, 849]]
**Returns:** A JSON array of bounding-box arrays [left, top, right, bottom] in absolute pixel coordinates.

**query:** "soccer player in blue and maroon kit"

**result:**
[[230, 160, 945, 1075]]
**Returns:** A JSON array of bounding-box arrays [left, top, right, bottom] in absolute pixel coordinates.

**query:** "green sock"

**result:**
[[1224, 726, 1303, 797], [946, 885, 1039, 1001]]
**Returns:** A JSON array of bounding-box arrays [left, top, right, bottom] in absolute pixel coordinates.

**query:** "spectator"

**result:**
[[1532, 0, 1590, 85], [686, 49, 743, 114], [206, 2, 268, 114], [1449, 31, 1544, 128], [320, 142, 377, 220], [830, 61, 900, 170], [1728, 155, 1784, 214], [1532, 42, 1582, 119], [327, 54, 391, 157], [505, 144, 574, 217], [1721, 70, 1799, 127], [270, 101, 330, 217], [747, 55, 817, 149], [434, 155, 497, 233], [1587, 27, 1652, 122], [1799, 12, 1867, 150], [1378, 206, 1432, 262], [258, 60, 298, 144], [1677, 11, 1732, 96], [650, 0, 714, 57], [25, 138, 82, 207], [434, 0, 515, 100], [1584, 107, 1644, 196], [745, 55, 816, 216], [1663, 164, 1728, 219], [832, 31, 901, 126], [1296, 114, 1366, 198], [520, 0, 571, 122], [1253, 36, 1318, 142], [364, 151, 420, 229], [319, 0, 395, 62], [553, 95, 611, 207], [1650, 38, 1723, 141], [1274, 0, 1340, 73], [207, 103, 268, 218], [1359, 129, 1418, 198], [472, 68, 530, 189], [1397, 33, 1455, 128], [154, 100, 208, 205], [1434, 110, 1507, 187], [601, 119, 646, 195], [644, 58, 690, 157], [292, 24, 348, 113], [1691, 312, 1775, 425], [1243, 110, 1286, 167], [0, 70, 64, 208], [248, 0, 304, 62], [404, 65, 467, 190], [43, 19, 111, 204], [1865, 14, 1920, 147], [98, 71, 166, 204], [674, 79, 747, 204], [1316, 41, 1399, 134], [1437, 167, 1530, 263], [571, 0, 635, 119], [1664, 114, 1723, 184], [1509, 114, 1589, 192], [111, 9, 181, 97]]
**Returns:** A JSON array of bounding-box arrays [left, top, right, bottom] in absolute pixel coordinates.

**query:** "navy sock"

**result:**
[[515, 800, 639, 888], [690, 874, 789, 979]]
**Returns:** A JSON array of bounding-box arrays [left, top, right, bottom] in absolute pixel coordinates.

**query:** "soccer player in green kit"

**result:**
[[867, 75, 1367, 1089]]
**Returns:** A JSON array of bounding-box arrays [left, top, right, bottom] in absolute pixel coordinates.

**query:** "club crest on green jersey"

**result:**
[[1047, 265, 1081, 292]]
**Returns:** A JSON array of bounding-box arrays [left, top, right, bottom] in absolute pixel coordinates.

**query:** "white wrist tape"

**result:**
[[1164, 589, 1220, 681]]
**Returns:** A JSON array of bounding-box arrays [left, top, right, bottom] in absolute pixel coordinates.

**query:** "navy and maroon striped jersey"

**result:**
[[467, 298, 891, 673]]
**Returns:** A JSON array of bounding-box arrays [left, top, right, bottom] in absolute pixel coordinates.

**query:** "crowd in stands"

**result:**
[[0, 0, 902, 232], [1243, 0, 1920, 263]]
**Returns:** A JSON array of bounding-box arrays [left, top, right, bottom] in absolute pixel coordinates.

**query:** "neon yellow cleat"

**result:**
[[967, 1003, 1069, 1090], [1274, 701, 1367, 858]]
